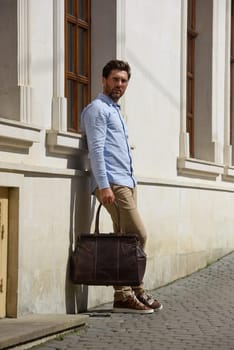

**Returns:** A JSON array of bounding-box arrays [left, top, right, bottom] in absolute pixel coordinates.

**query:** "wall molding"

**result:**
[[0, 160, 87, 178], [137, 172, 234, 193], [52, 0, 67, 131]]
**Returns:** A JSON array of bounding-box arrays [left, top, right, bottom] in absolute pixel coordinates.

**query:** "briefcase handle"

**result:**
[[94, 202, 121, 234]]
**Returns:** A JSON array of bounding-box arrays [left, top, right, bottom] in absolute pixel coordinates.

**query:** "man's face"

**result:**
[[102, 69, 129, 102]]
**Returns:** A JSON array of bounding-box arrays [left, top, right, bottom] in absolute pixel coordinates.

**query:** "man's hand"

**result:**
[[99, 187, 115, 205]]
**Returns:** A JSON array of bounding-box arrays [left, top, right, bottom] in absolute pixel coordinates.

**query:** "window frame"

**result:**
[[64, 0, 91, 133], [187, 0, 198, 158]]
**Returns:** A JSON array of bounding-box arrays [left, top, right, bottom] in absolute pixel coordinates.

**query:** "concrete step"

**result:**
[[0, 313, 88, 350]]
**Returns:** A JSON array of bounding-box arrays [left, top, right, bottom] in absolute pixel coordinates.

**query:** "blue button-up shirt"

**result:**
[[81, 93, 136, 192]]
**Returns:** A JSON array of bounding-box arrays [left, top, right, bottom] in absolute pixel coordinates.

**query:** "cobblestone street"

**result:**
[[34, 252, 234, 350]]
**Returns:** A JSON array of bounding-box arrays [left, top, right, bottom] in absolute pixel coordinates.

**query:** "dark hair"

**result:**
[[102, 60, 131, 80]]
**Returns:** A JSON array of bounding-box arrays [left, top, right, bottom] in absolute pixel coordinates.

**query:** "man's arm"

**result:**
[[82, 106, 115, 204]]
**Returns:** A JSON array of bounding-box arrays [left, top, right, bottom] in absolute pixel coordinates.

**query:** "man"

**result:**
[[81, 59, 162, 314]]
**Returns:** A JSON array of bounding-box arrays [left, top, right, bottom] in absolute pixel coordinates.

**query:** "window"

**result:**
[[65, 0, 91, 132], [187, 0, 213, 161], [179, 0, 225, 178], [187, 0, 198, 158]]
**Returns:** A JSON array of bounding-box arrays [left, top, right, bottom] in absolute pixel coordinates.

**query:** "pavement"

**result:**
[[1, 251, 234, 350]]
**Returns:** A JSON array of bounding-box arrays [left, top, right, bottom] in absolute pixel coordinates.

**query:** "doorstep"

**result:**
[[0, 313, 89, 350]]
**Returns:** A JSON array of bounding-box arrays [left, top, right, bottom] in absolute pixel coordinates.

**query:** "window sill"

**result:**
[[0, 118, 41, 151], [46, 130, 88, 155], [177, 157, 224, 179]]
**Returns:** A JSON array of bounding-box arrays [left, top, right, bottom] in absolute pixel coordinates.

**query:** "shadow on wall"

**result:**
[[126, 48, 180, 110], [65, 170, 96, 313]]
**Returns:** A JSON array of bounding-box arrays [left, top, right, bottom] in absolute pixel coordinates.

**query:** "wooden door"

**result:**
[[0, 188, 8, 318]]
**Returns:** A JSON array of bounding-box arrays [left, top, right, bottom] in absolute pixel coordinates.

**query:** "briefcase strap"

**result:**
[[94, 202, 121, 234]]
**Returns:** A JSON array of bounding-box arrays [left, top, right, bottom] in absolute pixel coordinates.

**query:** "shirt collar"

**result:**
[[98, 93, 121, 108]]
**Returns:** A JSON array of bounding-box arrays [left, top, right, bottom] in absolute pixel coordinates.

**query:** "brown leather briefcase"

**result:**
[[70, 203, 146, 286]]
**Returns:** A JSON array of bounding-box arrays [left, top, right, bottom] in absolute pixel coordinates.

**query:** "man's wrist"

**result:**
[[99, 185, 111, 191]]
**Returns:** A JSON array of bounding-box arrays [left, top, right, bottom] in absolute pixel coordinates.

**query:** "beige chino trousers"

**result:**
[[95, 185, 147, 301]]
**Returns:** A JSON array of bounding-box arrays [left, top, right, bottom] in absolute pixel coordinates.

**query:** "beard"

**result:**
[[107, 88, 123, 102]]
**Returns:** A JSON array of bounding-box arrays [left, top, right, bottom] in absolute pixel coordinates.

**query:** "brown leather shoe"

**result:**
[[136, 292, 163, 311], [113, 293, 154, 314]]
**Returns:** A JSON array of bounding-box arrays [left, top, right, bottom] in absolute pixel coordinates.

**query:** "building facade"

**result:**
[[0, 0, 234, 317]]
